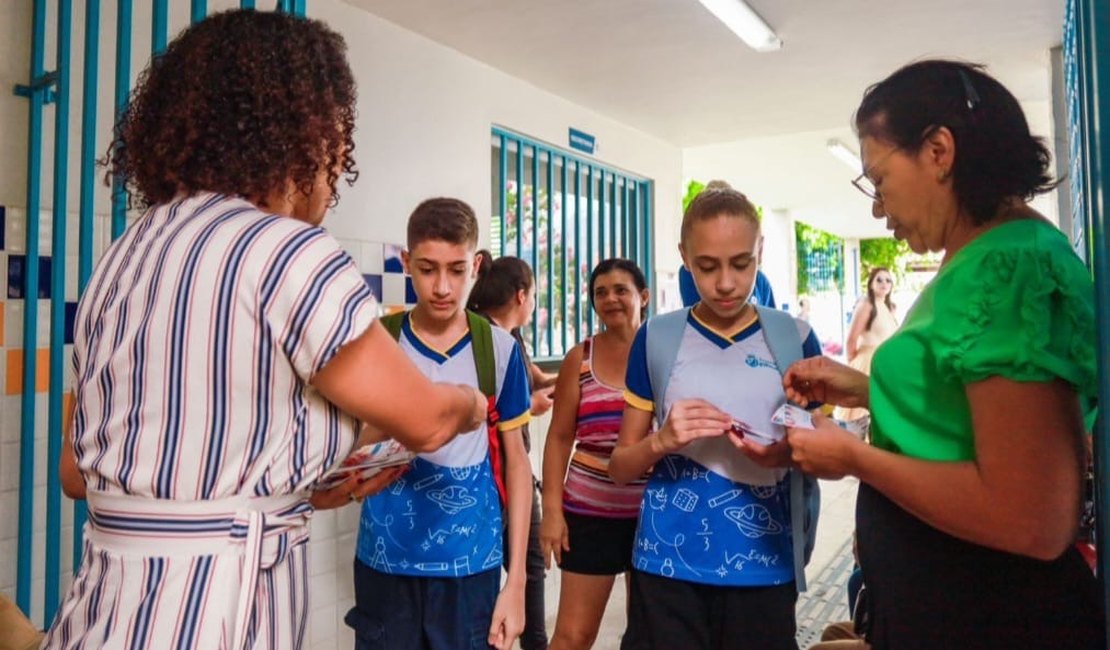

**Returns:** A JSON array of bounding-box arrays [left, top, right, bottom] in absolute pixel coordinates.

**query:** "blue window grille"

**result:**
[[491, 127, 653, 361]]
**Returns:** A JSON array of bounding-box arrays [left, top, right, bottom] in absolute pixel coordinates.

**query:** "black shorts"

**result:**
[[556, 511, 638, 576], [620, 569, 798, 650], [345, 559, 500, 650]]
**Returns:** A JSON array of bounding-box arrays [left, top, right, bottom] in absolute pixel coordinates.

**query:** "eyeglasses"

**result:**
[[851, 147, 898, 202]]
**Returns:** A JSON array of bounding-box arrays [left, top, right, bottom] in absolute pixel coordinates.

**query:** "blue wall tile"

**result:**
[[64, 302, 78, 344], [404, 276, 417, 304], [362, 274, 383, 303], [7, 255, 52, 299]]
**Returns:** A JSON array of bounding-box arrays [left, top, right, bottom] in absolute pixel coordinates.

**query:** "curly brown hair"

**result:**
[[105, 9, 358, 209]]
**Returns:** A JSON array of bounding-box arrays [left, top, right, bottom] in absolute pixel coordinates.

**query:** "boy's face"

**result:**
[[403, 239, 480, 323]]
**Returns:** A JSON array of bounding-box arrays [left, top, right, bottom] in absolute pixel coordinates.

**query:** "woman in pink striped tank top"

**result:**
[[541, 259, 650, 649]]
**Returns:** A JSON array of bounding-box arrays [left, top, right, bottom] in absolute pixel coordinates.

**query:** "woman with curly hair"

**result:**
[[43, 10, 487, 650]]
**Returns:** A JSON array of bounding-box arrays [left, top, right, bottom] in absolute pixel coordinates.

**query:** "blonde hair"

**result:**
[[680, 180, 761, 244]]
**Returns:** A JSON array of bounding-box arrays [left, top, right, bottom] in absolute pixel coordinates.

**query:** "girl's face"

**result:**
[[515, 285, 536, 328], [680, 214, 761, 325], [870, 272, 894, 298], [591, 269, 648, 331]]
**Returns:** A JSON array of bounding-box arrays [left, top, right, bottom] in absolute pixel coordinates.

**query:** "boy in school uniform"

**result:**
[[345, 198, 533, 650]]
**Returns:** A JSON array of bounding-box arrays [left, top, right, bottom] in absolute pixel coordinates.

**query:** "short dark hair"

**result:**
[[105, 9, 358, 208], [406, 198, 480, 249], [467, 252, 533, 313], [855, 59, 1055, 225], [589, 258, 648, 319], [680, 186, 760, 244]]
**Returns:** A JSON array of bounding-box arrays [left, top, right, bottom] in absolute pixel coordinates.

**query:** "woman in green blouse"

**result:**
[[783, 60, 1104, 649]]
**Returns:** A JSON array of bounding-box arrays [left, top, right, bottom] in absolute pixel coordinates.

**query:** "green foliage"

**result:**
[[795, 221, 844, 295], [682, 180, 705, 212], [858, 238, 911, 288]]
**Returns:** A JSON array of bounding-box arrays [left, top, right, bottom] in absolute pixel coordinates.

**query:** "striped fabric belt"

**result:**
[[86, 490, 310, 650]]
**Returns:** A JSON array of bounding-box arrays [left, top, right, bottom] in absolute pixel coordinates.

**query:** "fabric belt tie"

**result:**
[[86, 490, 310, 650]]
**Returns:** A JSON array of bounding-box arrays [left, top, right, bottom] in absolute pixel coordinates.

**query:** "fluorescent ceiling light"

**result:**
[[697, 0, 782, 52], [826, 139, 862, 170]]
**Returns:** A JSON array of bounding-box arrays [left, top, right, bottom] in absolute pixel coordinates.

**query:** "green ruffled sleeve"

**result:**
[[934, 230, 1097, 426]]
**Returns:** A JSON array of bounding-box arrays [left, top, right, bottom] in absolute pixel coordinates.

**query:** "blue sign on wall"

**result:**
[[569, 128, 596, 155]]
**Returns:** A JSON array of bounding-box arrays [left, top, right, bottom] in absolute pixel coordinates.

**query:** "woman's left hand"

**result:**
[[309, 465, 408, 510], [785, 412, 863, 480]]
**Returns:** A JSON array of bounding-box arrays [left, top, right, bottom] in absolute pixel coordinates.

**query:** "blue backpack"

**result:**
[[644, 305, 820, 592]]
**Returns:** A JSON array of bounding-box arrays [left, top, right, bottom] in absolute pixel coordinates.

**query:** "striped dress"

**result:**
[[42, 193, 377, 650], [562, 337, 647, 519]]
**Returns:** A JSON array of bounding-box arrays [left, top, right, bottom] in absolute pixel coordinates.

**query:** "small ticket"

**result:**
[[771, 404, 814, 429], [771, 404, 871, 439], [317, 439, 415, 490]]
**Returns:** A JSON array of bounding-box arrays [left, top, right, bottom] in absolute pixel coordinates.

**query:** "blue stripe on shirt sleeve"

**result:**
[[625, 324, 653, 404], [495, 342, 532, 426]]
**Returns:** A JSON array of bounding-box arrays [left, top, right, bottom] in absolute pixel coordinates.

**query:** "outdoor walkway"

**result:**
[[536, 477, 861, 649]]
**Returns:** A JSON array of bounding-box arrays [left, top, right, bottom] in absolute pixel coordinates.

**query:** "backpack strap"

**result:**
[[644, 308, 690, 430], [466, 311, 507, 508], [466, 311, 497, 398], [755, 305, 817, 593], [380, 310, 405, 340]]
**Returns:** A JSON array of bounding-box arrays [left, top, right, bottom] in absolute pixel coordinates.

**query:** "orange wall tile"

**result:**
[[5, 348, 50, 395]]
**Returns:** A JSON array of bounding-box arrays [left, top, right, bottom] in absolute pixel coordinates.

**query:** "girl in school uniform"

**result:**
[[609, 188, 821, 650]]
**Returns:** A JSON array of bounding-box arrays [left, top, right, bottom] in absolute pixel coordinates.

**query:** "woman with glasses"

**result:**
[[782, 60, 1104, 649], [834, 267, 897, 424]]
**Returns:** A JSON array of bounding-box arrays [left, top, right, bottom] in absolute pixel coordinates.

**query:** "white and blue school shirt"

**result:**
[[624, 309, 822, 587], [358, 314, 531, 578]]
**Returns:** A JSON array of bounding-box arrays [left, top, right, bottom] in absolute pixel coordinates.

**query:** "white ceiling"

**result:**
[[343, 0, 1064, 238], [346, 0, 1063, 146]]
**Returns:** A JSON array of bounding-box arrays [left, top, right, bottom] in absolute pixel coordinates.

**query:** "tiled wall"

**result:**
[[0, 204, 102, 626], [0, 204, 415, 647]]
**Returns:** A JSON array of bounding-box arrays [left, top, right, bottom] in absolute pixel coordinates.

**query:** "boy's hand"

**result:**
[[488, 583, 525, 650], [651, 399, 730, 455]]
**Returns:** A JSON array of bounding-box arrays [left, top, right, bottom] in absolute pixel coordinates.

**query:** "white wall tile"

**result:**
[[309, 603, 337, 647], [309, 538, 335, 578], [5, 301, 24, 348], [0, 397, 21, 444], [0, 442, 19, 491], [0, 491, 16, 540], [310, 572, 338, 609], [380, 274, 405, 307], [0, 538, 15, 592], [359, 242, 384, 275], [5, 208, 25, 254]]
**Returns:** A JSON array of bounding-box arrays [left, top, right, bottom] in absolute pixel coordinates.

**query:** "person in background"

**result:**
[[834, 267, 898, 423], [469, 252, 555, 650], [784, 59, 1104, 649], [540, 259, 651, 650]]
